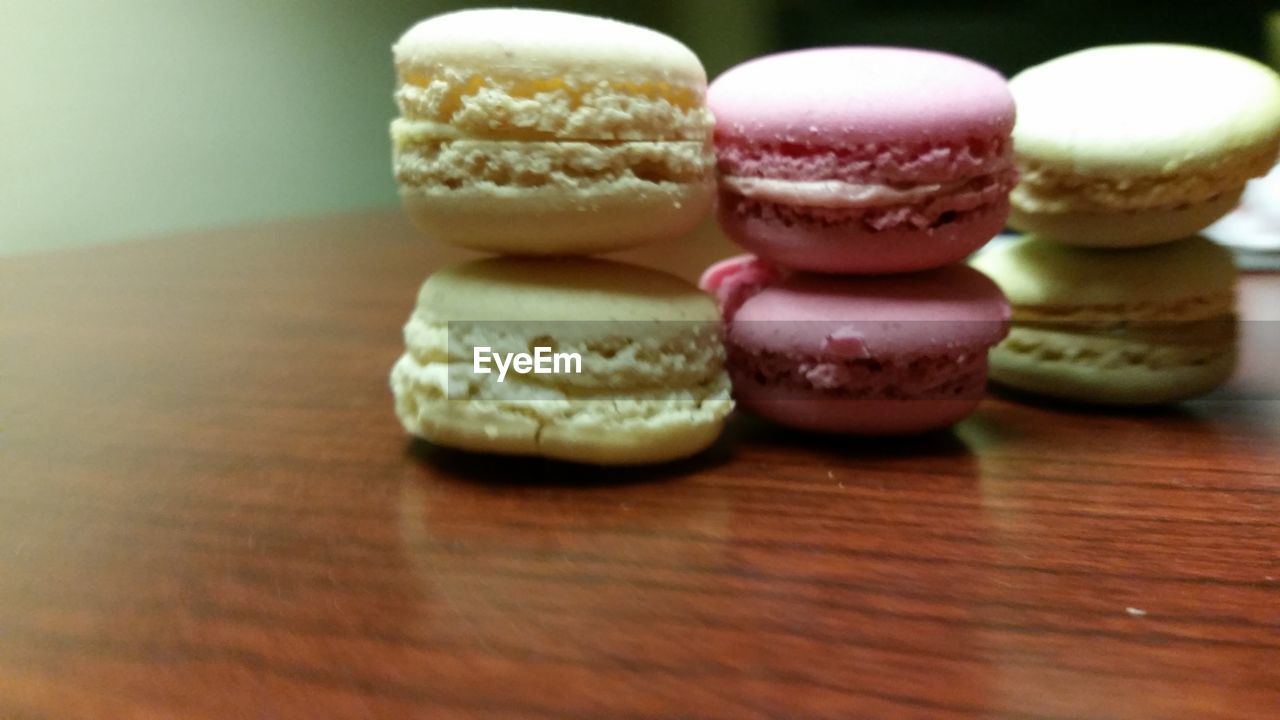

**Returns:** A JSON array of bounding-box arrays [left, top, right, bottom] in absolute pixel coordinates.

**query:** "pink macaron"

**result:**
[[700, 255, 1011, 434], [709, 48, 1017, 274]]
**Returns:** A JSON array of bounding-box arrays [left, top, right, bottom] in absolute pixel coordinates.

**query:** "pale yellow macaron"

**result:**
[[1009, 44, 1280, 247], [390, 257, 733, 464], [971, 235, 1238, 405], [391, 8, 715, 255]]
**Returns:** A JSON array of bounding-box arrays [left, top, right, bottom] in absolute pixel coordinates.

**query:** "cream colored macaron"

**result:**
[[1009, 44, 1280, 247], [391, 9, 715, 255], [390, 257, 733, 464], [971, 235, 1239, 405]]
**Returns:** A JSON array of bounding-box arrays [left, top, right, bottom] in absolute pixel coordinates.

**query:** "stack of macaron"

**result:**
[[387, 9, 733, 464], [385, 10, 1280, 453], [698, 48, 1017, 433], [974, 44, 1280, 404]]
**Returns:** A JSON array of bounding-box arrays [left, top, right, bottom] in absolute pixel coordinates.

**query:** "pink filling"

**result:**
[[722, 167, 1014, 233], [728, 342, 988, 400]]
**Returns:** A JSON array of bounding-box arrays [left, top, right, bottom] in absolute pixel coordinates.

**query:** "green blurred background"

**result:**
[[2, 0, 1276, 255]]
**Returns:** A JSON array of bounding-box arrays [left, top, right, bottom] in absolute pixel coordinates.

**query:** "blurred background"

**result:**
[[3, 0, 1277, 255]]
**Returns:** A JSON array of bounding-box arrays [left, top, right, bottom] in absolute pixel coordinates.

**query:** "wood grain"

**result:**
[[2, 211, 1279, 720]]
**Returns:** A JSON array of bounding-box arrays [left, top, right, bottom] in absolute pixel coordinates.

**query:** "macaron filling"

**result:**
[[722, 172, 1013, 233], [715, 136, 1017, 234]]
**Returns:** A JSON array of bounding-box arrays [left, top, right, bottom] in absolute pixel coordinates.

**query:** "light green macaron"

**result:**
[[971, 235, 1239, 405], [390, 257, 733, 464], [1008, 44, 1280, 247]]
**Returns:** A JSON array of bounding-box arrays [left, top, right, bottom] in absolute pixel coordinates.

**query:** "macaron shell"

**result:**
[[394, 131, 714, 253], [392, 8, 712, 144], [729, 264, 1011, 358], [719, 193, 1009, 274], [401, 175, 714, 255], [733, 382, 986, 435], [394, 8, 706, 86], [1007, 190, 1244, 247], [391, 356, 734, 464], [989, 331, 1237, 406], [415, 256, 720, 322], [970, 235, 1236, 313], [709, 47, 1015, 146], [1010, 44, 1280, 175]]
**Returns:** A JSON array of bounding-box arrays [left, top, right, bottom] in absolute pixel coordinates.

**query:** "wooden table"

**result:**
[[3, 211, 1279, 720]]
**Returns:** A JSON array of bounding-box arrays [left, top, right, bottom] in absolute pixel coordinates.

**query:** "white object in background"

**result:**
[[1205, 162, 1280, 254]]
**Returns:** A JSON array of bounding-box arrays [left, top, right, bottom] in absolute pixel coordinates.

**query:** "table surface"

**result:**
[[3, 211, 1279, 720]]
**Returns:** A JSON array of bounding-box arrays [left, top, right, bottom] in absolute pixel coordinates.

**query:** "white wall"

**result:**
[[0, 0, 451, 254]]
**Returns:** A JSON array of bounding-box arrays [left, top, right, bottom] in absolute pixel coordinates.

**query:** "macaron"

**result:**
[[1008, 44, 1280, 247], [391, 9, 715, 255], [390, 257, 733, 464], [699, 255, 1010, 434], [708, 48, 1017, 274], [971, 236, 1239, 404]]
